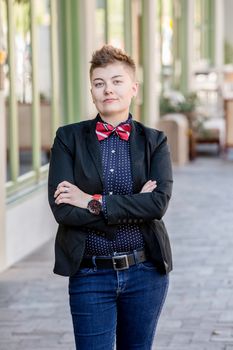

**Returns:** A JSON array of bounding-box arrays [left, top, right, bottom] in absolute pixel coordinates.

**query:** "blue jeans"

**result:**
[[69, 261, 169, 350]]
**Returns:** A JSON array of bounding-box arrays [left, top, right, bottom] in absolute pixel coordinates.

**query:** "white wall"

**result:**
[[5, 187, 57, 268]]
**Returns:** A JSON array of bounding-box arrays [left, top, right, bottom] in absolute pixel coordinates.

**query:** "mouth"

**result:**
[[103, 98, 118, 103]]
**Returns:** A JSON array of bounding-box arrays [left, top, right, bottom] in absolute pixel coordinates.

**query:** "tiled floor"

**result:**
[[0, 157, 233, 350]]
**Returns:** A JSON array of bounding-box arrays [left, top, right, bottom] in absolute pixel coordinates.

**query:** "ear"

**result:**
[[90, 88, 95, 103], [132, 81, 139, 97]]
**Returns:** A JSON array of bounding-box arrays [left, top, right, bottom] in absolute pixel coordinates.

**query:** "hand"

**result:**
[[54, 181, 92, 208], [140, 180, 157, 193]]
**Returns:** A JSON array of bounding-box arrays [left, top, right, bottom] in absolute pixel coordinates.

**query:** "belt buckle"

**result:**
[[112, 255, 129, 271]]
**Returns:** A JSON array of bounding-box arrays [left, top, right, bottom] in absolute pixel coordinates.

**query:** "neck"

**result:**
[[99, 111, 130, 127]]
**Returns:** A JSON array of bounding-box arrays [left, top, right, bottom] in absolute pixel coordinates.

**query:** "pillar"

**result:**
[[77, 0, 97, 119], [214, 0, 224, 68], [141, 0, 160, 127], [0, 56, 6, 272], [187, 0, 195, 91], [173, 0, 190, 94], [58, 0, 96, 124]]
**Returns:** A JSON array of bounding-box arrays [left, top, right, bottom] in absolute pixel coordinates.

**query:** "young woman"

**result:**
[[48, 45, 173, 350]]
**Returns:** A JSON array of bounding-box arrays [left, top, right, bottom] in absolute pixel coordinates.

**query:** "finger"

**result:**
[[143, 180, 156, 186], [140, 180, 157, 193], [141, 183, 157, 193], [148, 185, 157, 191], [148, 182, 157, 187], [148, 183, 157, 189], [144, 181, 156, 188], [57, 181, 72, 189], [55, 196, 70, 205], [142, 183, 156, 191], [54, 186, 70, 198], [55, 192, 70, 202]]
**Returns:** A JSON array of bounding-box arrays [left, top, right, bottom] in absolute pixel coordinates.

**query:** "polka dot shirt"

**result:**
[[84, 115, 145, 256]]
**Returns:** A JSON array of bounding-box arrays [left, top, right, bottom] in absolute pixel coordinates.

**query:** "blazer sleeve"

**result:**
[[48, 127, 116, 234], [104, 132, 173, 225]]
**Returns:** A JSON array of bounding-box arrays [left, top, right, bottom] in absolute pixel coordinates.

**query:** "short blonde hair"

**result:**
[[90, 45, 136, 78]]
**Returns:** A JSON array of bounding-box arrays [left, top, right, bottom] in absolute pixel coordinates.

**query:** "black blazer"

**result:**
[[48, 115, 173, 276]]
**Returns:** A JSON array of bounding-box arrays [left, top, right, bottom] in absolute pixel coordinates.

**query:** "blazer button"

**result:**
[[139, 219, 143, 223], [123, 218, 127, 223], [118, 219, 121, 224], [134, 219, 138, 223], [128, 218, 132, 224]]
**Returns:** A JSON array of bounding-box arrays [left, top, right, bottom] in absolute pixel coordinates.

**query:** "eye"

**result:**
[[113, 80, 122, 85], [94, 82, 104, 88]]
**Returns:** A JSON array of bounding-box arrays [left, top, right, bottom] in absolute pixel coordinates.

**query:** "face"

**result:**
[[90, 62, 138, 123]]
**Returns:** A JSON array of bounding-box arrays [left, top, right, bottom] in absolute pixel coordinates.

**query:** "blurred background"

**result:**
[[0, 1, 233, 349], [1, 0, 233, 269]]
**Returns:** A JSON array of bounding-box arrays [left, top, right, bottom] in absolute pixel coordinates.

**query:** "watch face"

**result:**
[[87, 199, 102, 215]]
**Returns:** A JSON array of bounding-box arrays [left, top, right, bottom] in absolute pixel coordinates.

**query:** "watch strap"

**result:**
[[92, 194, 102, 202]]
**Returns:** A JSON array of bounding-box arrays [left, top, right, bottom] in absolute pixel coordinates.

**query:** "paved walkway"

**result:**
[[0, 157, 233, 350]]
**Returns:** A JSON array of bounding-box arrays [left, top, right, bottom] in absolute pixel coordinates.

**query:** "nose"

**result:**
[[104, 83, 113, 94]]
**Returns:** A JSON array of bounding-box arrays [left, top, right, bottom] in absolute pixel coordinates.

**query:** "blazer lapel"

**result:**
[[130, 121, 147, 193], [86, 117, 104, 188]]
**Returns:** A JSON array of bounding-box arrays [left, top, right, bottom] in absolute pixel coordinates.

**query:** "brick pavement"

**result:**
[[0, 157, 233, 350]]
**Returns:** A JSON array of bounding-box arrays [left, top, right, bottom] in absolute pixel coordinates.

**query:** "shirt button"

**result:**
[[109, 191, 113, 195], [111, 150, 116, 154], [110, 168, 114, 173]]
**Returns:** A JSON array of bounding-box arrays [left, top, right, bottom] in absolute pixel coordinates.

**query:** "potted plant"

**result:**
[[159, 91, 199, 160]]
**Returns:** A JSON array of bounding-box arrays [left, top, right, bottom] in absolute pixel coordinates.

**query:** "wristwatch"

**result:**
[[87, 194, 102, 215]]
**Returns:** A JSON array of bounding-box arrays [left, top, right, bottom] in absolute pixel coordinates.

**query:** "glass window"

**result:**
[[0, 0, 9, 180], [4, 0, 59, 196], [0, 0, 8, 96], [36, 0, 52, 166], [14, 0, 33, 176]]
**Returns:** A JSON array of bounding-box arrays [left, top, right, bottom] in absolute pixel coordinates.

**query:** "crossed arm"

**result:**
[[54, 179, 157, 208]]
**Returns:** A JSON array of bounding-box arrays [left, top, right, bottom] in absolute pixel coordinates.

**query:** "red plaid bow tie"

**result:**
[[96, 121, 132, 141]]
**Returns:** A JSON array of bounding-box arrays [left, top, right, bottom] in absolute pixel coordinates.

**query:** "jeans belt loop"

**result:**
[[91, 255, 97, 271], [133, 249, 139, 264]]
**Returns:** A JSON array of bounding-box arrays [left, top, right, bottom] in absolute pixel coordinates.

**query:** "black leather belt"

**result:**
[[80, 248, 147, 271]]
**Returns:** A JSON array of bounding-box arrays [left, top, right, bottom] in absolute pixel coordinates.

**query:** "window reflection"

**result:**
[[14, 0, 32, 104], [0, 0, 10, 181], [14, 0, 33, 176]]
